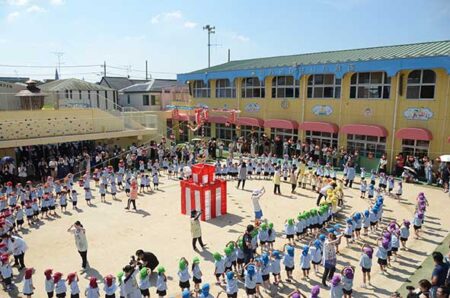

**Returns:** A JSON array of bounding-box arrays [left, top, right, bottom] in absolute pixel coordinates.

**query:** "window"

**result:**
[[216, 79, 236, 98], [151, 95, 156, 105], [241, 77, 265, 98], [143, 95, 150, 106], [87, 90, 91, 100], [401, 139, 430, 157], [270, 128, 298, 141], [127, 94, 131, 105], [216, 123, 236, 141], [78, 91, 82, 100], [194, 123, 211, 137], [69, 90, 73, 99], [178, 121, 189, 142], [406, 69, 436, 99], [240, 125, 263, 139], [166, 119, 173, 138], [346, 134, 386, 157], [307, 74, 341, 99], [350, 72, 390, 99], [104, 90, 108, 99], [192, 80, 210, 98], [272, 76, 299, 98], [65, 90, 69, 99], [96, 91, 100, 108], [305, 131, 338, 148]]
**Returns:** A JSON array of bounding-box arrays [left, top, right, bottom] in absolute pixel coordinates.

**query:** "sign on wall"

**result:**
[[403, 107, 433, 121], [312, 105, 333, 116], [363, 107, 374, 117], [245, 103, 260, 112], [281, 99, 289, 110]]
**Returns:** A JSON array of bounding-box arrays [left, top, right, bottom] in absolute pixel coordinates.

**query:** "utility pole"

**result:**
[[228, 49, 231, 62], [145, 60, 148, 80], [203, 24, 215, 68], [52, 51, 64, 78], [103, 61, 107, 77]]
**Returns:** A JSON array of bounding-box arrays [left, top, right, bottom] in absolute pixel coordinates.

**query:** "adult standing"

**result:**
[[289, 168, 297, 194], [6, 235, 28, 270], [242, 225, 254, 270], [378, 155, 388, 174], [431, 252, 449, 296], [251, 187, 265, 224], [190, 210, 206, 250], [345, 161, 356, 188], [126, 179, 138, 210], [67, 221, 89, 271], [322, 232, 342, 287], [237, 162, 247, 190], [273, 167, 281, 195]]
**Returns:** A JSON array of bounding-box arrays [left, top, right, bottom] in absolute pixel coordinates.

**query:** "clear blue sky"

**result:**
[[1, 0, 449, 82]]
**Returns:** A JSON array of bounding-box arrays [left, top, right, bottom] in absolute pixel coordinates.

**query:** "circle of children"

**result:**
[[0, 149, 429, 298]]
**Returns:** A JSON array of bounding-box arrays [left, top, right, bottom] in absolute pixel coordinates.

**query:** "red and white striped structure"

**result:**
[[180, 164, 227, 221]]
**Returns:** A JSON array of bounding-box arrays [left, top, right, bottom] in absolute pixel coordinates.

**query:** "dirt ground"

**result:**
[[2, 173, 449, 298]]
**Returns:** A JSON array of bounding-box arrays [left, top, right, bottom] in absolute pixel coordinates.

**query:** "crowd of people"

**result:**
[[0, 135, 448, 297]]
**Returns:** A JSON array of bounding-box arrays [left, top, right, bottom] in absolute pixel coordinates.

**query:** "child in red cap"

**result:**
[[44, 268, 54, 298], [67, 272, 80, 298], [103, 274, 117, 298], [0, 253, 13, 292], [54, 272, 67, 298], [23, 268, 35, 297], [85, 276, 100, 298]]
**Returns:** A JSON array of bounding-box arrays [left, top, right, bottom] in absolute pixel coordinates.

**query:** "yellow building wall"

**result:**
[[187, 67, 450, 158]]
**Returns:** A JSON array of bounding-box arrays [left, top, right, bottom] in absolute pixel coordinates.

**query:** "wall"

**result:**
[[118, 92, 161, 111], [0, 109, 125, 141], [0, 81, 26, 110]]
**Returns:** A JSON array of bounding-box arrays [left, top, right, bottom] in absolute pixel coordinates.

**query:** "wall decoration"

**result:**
[[281, 99, 289, 110], [363, 107, 373, 117], [312, 105, 333, 116], [403, 107, 433, 121], [244, 103, 260, 113]]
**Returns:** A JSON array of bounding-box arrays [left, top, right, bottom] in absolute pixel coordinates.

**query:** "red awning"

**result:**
[[207, 115, 229, 124], [341, 124, 388, 137], [448, 136, 450, 143], [395, 128, 433, 141], [299, 121, 339, 133], [265, 119, 298, 130], [236, 117, 264, 127]]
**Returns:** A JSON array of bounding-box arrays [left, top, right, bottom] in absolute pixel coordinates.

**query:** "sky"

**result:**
[[0, 0, 449, 82]]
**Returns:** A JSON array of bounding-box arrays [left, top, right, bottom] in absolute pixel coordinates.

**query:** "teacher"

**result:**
[[67, 221, 89, 271]]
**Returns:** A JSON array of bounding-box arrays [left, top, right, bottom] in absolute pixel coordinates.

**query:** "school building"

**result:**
[[173, 40, 450, 169]]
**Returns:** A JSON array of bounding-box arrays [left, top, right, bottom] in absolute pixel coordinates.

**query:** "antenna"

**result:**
[[52, 51, 64, 78], [203, 24, 215, 68]]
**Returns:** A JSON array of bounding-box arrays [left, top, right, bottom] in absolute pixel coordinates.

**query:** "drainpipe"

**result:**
[[301, 75, 306, 141], [440, 75, 450, 155], [337, 74, 344, 150], [389, 72, 401, 173]]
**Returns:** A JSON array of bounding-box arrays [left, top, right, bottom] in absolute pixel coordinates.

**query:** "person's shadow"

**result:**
[[81, 266, 103, 282]]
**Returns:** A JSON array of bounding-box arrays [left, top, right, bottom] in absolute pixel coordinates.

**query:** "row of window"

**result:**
[[192, 69, 436, 100]]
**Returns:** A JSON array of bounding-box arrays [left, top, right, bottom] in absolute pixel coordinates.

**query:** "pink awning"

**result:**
[[265, 119, 298, 130], [174, 113, 189, 121], [448, 136, 450, 143], [236, 117, 264, 127], [341, 124, 388, 137], [207, 115, 229, 124], [395, 128, 433, 141], [299, 121, 339, 133]]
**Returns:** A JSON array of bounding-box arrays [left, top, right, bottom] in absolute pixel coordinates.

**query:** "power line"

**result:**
[[0, 64, 100, 68]]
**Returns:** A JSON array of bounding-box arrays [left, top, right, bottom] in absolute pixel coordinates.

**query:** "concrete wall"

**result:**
[[118, 92, 161, 111]]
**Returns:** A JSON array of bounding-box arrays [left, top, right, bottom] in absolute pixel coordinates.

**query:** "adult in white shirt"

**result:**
[[251, 187, 265, 224], [322, 232, 342, 287], [7, 235, 28, 270], [122, 265, 141, 298], [316, 182, 336, 206], [67, 221, 89, 271]]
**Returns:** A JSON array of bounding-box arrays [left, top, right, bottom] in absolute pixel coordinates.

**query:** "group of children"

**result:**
[[358, 169, 403, 200]]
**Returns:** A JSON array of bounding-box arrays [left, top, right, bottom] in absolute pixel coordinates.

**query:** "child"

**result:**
[[99, 183, 106, 203], [139, 175, 145, 194], [353, 213, 362, 240], [330, 274, 344, 298], [178, 258, 191, 291], [300, 245, 311, 280], [360, 179, 367, 199], [144, 175, 151, 192], [224, 247, 233, 273], [413, 211, 424, 239], [23, 268, 35, 297], [283, 244, 295, 282], [153, 173, 159, 190], [103, 274, 117, 298], [156, 266, 167, 297], [67, 272, 80, 298], [213, 252, 225, 285], [360, 245, 373, 288], [343, 218, 354, 246], [267, 222, 276, 251], [0, 254, 13, 292], [342, 266, 354, 298], [387, 176, 395, 194], [270, 250, 282, 285], [54, 272, 67, 298], [284, 219, 296, 246], [258, 223, 269, 253], [260, 253, 271, 292], [376, 238, 389, 273], [310, 286, 320, 298], [399, 220, 411, 250], [139, 268, 150, 298], [363, 210, 370, 236], [192, 257, 202, 293], [110, 181, 117, 200], [44, 268, 54, 298], [117, 271, 125, 298], [84, 188, 93, 206], [368, 183, 375, 200], [309, 240, 322, 275], [85, 276, 100, 298], [59, 190, 68, 212], [16, 205, 25, 229], [244, 264, 257, 298], [70, 190, 78, 210], [225, 271, 238, 298], [295, 214, 305, 242], [395, 181, 403, 199]]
